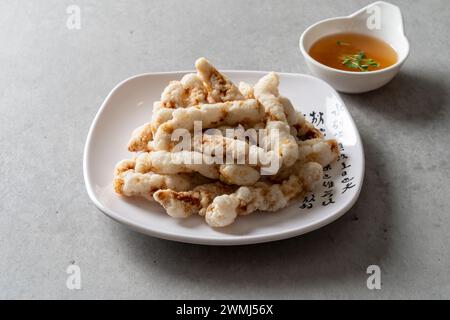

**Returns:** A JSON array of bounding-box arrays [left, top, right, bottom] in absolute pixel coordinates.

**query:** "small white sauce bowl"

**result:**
[[299, 1, 410, 94]]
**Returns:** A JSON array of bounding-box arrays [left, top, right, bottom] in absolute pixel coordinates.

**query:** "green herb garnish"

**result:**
[[336, 40, 350, 46], [340, 51, 380, 72]]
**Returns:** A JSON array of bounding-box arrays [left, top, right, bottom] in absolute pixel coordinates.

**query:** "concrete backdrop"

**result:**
[[0, 0, 449, 299]]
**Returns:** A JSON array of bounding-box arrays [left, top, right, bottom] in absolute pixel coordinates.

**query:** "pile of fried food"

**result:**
[[113, 58, 339, 228]]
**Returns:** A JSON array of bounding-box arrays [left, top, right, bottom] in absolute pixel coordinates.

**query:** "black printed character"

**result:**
[[341, 177, 354, 184], [341, 162, 351, 169], [342, 182, 356, 194], [322, 180, 334, 188], [341, 162, 352, 177], [322, 198, 336, 206], [321, 190, 335, 206], [338, 153, 349, 161], [309, 111, 324, 125], [300, 194, 315, 209], [323, 173, 332, 180]]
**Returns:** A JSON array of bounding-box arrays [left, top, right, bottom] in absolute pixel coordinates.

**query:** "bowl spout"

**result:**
[[351, 1, 406, 37]]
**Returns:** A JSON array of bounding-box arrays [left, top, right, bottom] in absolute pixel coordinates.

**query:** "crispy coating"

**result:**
[[201, 134, 273, 185], [278, 96, 299, 126], [205, 162, 323, 227], [219, 164, 260, 186], [252, 73, 301, 168], [152, 73, 208, 130], [297, 139, 340, 167], [128, 122, 153, 152], [195, 57, 244, 103], [151, 99, 265, 151], [150, 103, 176, 135], [128, 74, 208, 152], [113, 159, 199, 200], [135, 150, 261, 186], [179, 73, 209, 107], [271, 138, 339, 182], [239, 81, 254, 99], [265, 120, 299, 168], [134, 151, 220, 179], [153, 182, 236, 218], [199, 133, 274, 167], [254, 72, 287, 122], [159, 73, 208, 109], [198, 133, 250, 157], [159, 81, 185, 109]]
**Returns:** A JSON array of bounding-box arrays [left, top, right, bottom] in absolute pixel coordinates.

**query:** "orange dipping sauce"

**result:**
[[309, 33, 398, 72]]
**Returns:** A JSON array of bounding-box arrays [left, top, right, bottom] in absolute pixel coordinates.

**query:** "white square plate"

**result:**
[[84, 71, 365, 245]]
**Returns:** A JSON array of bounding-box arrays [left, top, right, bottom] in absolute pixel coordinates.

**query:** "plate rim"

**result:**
[[83, 70, 365, 246]]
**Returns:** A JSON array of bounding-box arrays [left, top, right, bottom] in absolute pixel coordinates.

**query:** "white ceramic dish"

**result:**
[[300, 1, 410, 93], [84, 71, 365, 245]]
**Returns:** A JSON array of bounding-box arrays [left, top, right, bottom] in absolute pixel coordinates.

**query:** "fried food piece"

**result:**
[[158, 73, 208, 109], [128, 74, 208, 152], [161, 122, 289, 179], [278, 96, 308, 133], [239, 81, 254, 99], [134, 151, 220, 179], [151, 99, 264, 151], [264, 120, 299, 168], [297, 139, 339, 167], [219, 164, 260, 186], [199, 133, 274, 166], [179, 73, 209, 107], [198, 133, 251, 159], [150, 104, 174, 136], [158, 81, 185, 109], [152, 73, 208, 128], [113, 159, 199, 200], [153, 182, 236, 218], [270, 139, 339, 182], [201, 134, 276, 185], [254, 74, 320, 140], [128, 122, 153, 152], [254, 72, 287, 122], [251, 73, 301, 168], [205, 162, 323, 227], [135, 150, 261, 186], [195, 57, 244, 103]]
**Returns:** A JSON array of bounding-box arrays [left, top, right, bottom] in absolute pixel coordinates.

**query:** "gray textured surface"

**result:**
[[1, 0, 449, 299]]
